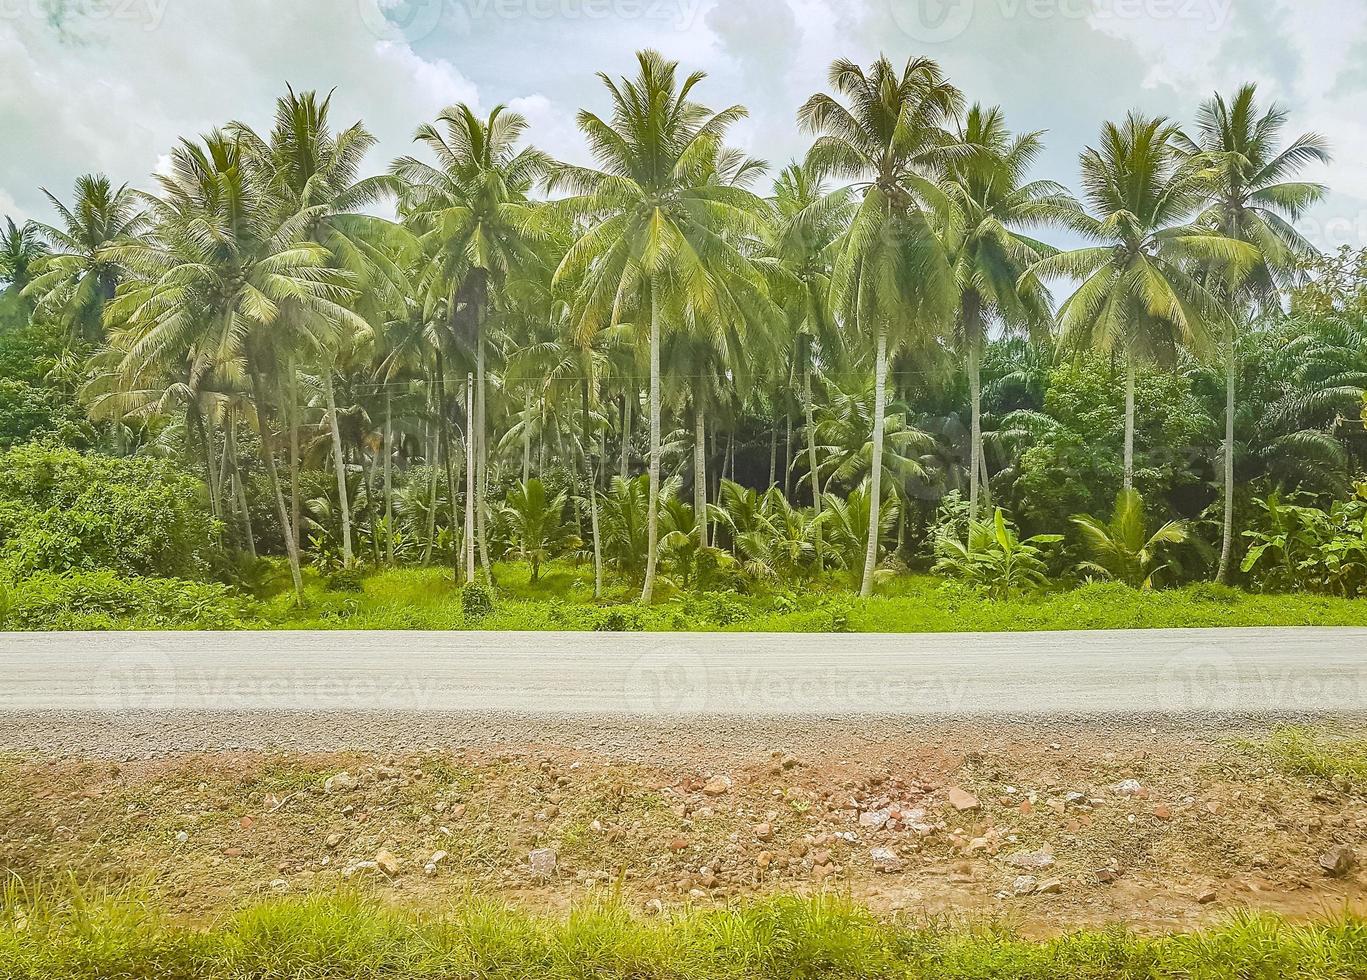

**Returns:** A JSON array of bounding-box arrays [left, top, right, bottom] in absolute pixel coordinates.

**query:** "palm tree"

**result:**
[[1072, 487, 1187, 589], [764, 162, 854, 567], [1176, 84, 1330, 582], [799, 55, 961, 595], [232, 86, 410, 568], [24, 175, 147, 342], [1025, 112, 1255, 491], [103, 132, 365, 596], [941, 104, 1076, 529], [503, 478, 581, 582], [550, 49, 774, 603], [392, 102, 553, 584], [0, 218, 46, 296]]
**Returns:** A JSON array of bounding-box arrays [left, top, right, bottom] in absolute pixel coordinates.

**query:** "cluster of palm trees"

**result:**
[[1, 52, 1331, 600]]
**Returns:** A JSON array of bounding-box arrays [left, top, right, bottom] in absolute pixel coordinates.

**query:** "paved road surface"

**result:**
[[0, 627, 1363, 719]]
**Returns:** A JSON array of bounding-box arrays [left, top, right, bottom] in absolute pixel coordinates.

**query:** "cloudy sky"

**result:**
[[2, 0, 1365, 248]]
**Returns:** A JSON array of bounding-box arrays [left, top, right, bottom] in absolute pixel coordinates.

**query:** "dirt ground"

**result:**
[[1, 719, 1364, 935]]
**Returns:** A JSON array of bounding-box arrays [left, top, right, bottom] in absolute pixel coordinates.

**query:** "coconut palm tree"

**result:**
[[941, 104, 1079, 529], [24, 175, 148, 342], [549, 49, 775, 603], [0, 217, 46, 296], [392, 102, 553, 584], [1176, 84, 1330, 582], [799, 55, 961, 595], [232, 86, 410, 568], [763, 162, 854, 567], [102, 132, 366, 596], [1024, 112, 1256, 491], [1072, 487, 1188, 589]]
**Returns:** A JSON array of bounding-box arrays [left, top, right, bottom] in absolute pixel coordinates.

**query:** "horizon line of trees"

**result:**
[[2, 50, 1362, 603]]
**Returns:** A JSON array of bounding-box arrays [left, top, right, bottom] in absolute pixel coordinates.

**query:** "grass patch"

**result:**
[[2, 890, 1366, 979], [9, 560, 1367, 632], [1262, 726, 1367, 793]]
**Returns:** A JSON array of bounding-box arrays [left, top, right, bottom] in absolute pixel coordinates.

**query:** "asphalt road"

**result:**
[[1, 627, 1363, 719]]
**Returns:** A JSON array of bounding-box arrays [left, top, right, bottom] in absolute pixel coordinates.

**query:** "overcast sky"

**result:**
[[3, 0, 1365, 249]]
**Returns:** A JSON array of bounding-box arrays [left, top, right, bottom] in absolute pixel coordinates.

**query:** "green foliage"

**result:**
[[1261, 726, 1367, 795], [2, 570, 251, 630], [1005, 357, 1212, 531], [461, 582, 494, 620], [1241, 491, 1367, 596], [3, 892, 1367, 979], [0, 443, 224, 580], [933, 509, 1062, 598], [502, 478, 581, 582], [0, 321, 91, 449], [1072, 488, 1188, 589]]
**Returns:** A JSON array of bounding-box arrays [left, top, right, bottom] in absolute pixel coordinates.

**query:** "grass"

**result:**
[[9, 559, 1367, 632], [1261, 726, 1367, 793], [2, 890, 1366, 979], [258, 562, 1367, 633]]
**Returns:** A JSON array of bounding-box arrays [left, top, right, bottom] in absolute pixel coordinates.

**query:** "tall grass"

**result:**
[[2, 889, 1366, 978]]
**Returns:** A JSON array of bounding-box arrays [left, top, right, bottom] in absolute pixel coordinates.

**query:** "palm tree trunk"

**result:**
[[620, 392, 631, 481], [1216, 333, 1236, 583], [522, 388, 532, 485], [384, 388, 395, 566], [1123, 354, 1136, 491], [968, 338, 983, 532], [768, 422, 777, 488], [229, 419, 257, 561], [640, 286, 662, 604], [465, 374, 477, 584], [287, 358, 301, 557], [581, 377, 604, 599], [693, 402, 707, 547], [475, 331, 492, 586], [435, 350, 459, 583], [365, 441, 382, 565], [247, 352, 302, 597], [803, 351, 823, 569], [323, 366, 353, 566], [860, 326, 888, 598], [784, 412, 794, 499], [422, 398, 438, 565], [190, 402, 221, 521]]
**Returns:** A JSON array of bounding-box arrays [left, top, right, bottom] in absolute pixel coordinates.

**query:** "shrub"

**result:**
[[0, 442, 225, 580], [594, 608, 642, 631], [3, 570, 253, 630], [461, 583, 494, 620]]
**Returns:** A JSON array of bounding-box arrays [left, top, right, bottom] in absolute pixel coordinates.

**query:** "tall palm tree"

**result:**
[[1176, 85, 1330, 582], [764, 161, 854, 568], [941, 104, 1077, 529], [1025, 112, 1255, 491], [24, 175, 148, 342], [392, 102, 553, 584], [103, 132, 365, 596], [550, 49, 774, 603], [233, 86, 408, 568], [799, 55, 961, 595], [0, 217, 46, 297]]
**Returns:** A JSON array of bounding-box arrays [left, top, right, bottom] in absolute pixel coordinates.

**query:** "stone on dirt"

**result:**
[[1319, 845, 1357, 877], [529, 847, 558, 879]]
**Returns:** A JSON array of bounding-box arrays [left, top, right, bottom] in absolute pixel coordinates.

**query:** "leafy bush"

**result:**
[[1241, 491, 1367, 596], [461, 583, 494, 620], [933, 509, 1062, 598], [3, 570, 253, 630], [0, 442, 224, 580], [1072, 488, 1188, 588]]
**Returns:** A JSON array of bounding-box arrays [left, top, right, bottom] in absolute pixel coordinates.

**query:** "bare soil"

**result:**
[[1, 719, 1364, 935]]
